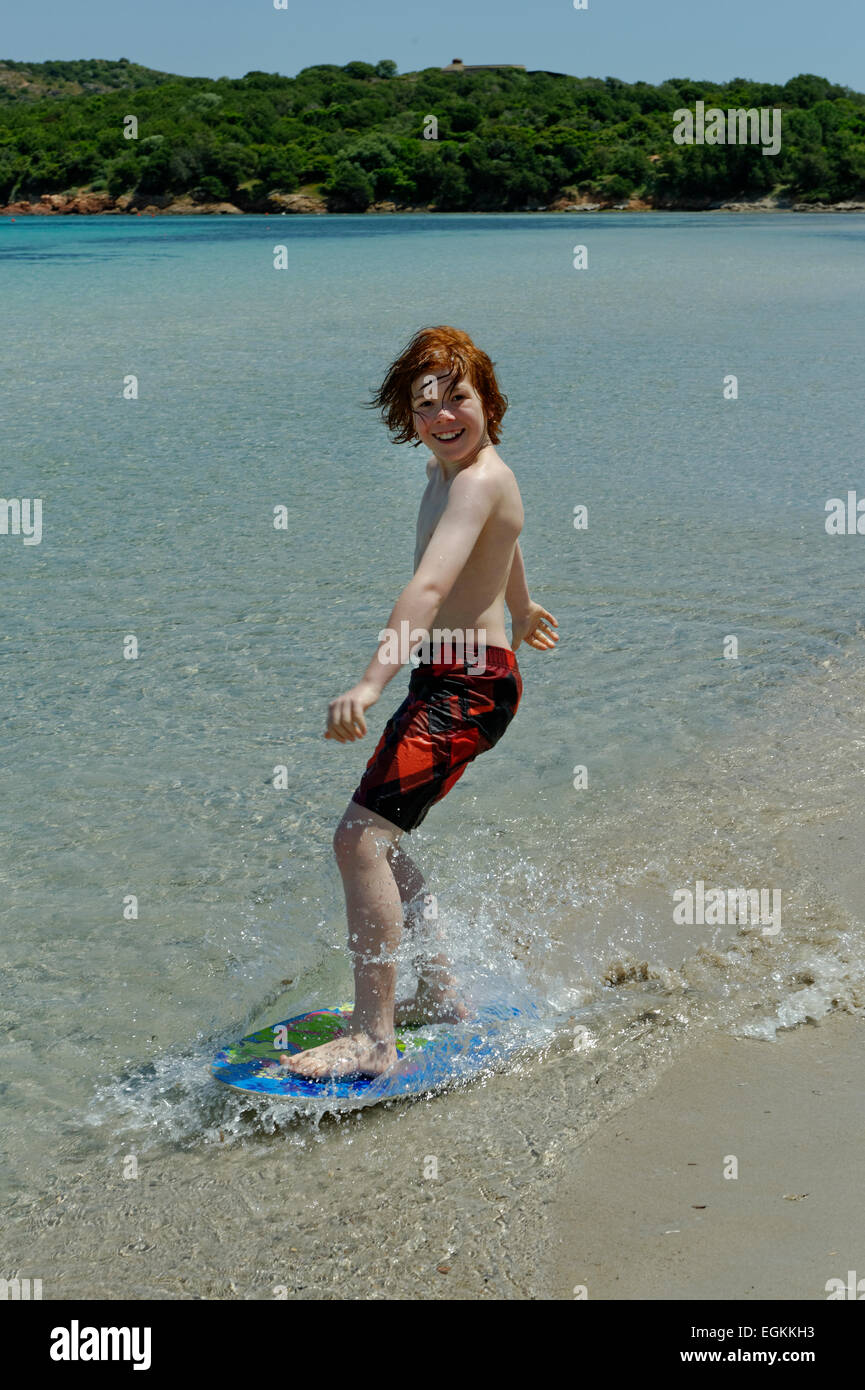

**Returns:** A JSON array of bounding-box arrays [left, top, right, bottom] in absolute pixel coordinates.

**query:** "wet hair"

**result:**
[[369, 325, 508, 446]]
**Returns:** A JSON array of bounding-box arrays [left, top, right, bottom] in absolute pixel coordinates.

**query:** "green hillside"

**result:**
[[1, 58, 863, 209], [0, 57, 178, 104]]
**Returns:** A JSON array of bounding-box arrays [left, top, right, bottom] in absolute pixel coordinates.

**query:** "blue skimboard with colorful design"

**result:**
[[212, 1000, 539, 1107]]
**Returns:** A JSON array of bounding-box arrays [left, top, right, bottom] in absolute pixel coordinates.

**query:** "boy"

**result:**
[[283, 326, 557, 1079]]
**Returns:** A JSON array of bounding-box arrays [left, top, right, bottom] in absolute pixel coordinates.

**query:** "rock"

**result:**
[[713, 195, 790, 212], [267, 191, 327, 214], [790, 199, 865, 212], [126, 193, 173, 211], [161, 197, 242, 214], [64, 191, 114, 214], [366, 200, 397, 213], [546, 195, 601, 211], [1, 191, 112, 214]]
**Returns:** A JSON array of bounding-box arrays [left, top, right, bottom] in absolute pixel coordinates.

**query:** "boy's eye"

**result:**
[[415, 394, 464, 410]]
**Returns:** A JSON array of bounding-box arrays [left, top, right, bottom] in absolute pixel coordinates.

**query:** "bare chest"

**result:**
[[414, 479, 450, 569]]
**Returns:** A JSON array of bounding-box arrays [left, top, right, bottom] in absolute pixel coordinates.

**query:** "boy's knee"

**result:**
[[332, 817, 356, 864], [332, 807, 386, 867]]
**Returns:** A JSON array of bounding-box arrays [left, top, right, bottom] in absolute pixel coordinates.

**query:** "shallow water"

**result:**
[[1, 212, 864, 1297]]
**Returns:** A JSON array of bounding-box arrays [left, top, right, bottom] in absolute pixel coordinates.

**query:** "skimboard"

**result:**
[[212, 1000, 538, 1106]]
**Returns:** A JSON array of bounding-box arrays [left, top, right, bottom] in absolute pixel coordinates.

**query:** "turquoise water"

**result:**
[[2, 212, 865, 1295]]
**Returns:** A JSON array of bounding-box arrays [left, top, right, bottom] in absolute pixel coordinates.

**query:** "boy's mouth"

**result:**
[[433, 429, 465, 443]]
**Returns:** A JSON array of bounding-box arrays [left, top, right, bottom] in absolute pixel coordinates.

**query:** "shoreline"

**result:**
[[3, 193, 865, 218], [7, 1010, 863, 1300]]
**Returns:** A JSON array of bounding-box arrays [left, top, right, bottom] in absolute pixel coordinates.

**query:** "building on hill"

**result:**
[[442, 58, 526, 73]]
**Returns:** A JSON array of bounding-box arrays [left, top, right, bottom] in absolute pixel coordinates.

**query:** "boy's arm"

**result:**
[[366, 469, 494, 691], [505, 541, 531, 620], [506, 541, 560, 654], [326, 471, 496, 741]]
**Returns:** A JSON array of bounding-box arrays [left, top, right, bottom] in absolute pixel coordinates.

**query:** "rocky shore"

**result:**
[[3, 188, 864, 216]]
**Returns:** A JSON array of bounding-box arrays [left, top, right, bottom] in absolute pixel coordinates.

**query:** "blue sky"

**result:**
[[3, 0, 863, 90]]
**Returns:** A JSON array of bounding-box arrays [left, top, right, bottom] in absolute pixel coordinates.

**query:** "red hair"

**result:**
[[370, 326, 508, 446]]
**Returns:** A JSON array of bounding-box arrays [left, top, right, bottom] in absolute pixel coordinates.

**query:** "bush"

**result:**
[[325, 156, 374, 209], [106, 153, 141, 198], [435, 162, 469, 208], [602, 173, 633, 200], [256, 144, 302, 189], [341, 62, 377, 82], [194, 175, 229, 201]]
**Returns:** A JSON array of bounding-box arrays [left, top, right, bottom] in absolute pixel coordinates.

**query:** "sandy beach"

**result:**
[[536, 1009, 865, 1301]]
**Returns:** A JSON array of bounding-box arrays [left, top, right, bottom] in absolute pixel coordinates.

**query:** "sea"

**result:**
[[1, 210, 864, 1298]]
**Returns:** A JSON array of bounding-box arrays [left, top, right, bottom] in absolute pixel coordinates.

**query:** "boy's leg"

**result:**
[[386, 842, 468, 1024], [281, 802, 403, 1078]]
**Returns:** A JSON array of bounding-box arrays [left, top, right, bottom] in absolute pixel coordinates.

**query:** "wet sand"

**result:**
[[536, 1009, 865, 1300], [4, 1007, 860, 1302]]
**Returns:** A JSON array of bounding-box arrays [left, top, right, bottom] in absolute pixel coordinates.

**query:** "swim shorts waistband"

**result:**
[[412, 645, 518, 675]]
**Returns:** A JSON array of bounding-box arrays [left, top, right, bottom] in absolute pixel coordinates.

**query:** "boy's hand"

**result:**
[[325, 680, 380, 742], [511, 602, 559, 653]]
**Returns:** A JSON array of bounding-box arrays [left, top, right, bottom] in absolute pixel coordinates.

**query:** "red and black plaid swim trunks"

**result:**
[[350, 645, 522, 833]]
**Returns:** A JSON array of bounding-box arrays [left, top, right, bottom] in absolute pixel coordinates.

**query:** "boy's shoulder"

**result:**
[[455, 451, 515, 493], [423, 450, 517, 499]]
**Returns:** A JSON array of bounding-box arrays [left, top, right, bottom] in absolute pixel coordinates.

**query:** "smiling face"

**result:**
[[410, 368, 488, 466]]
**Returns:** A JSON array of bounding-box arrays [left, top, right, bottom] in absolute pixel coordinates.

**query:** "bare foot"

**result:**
[[279, 1030, 397, 1079], [393, 987, 470, 1027]]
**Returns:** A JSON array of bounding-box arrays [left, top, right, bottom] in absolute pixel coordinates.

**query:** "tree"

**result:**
[[374, 164, 416, 202], [196, 175, 229, 200], [325, 156, 374, 209], [608, 143, 651, 183], [790, 149, 833, 197], [603, 173, 633, 200], [137, 142, 174, 194], [341, 61, 376, 82], [783, 74, 834, 108], [435, 162, 469, 208], [256, 143, 302, 189], [203, 139, 254, 190], [105, 152, 140, 197]]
